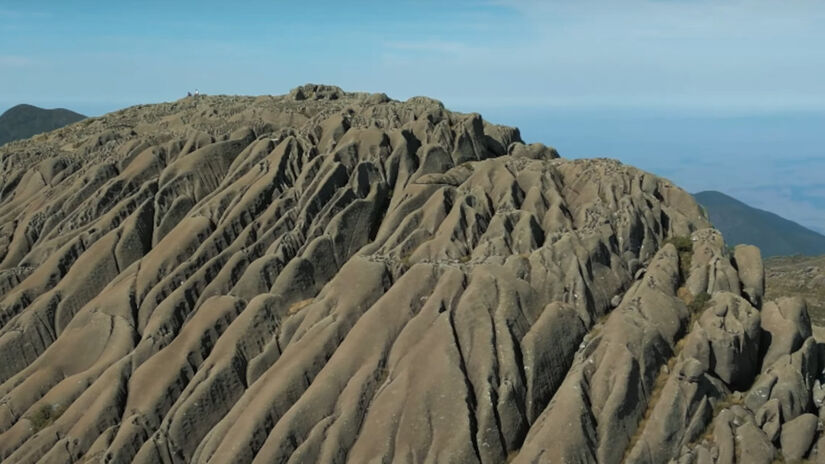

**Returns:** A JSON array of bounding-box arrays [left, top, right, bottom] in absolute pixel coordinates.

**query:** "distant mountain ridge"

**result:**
[[695, 190, 825, 257], [0, 104, 86, 146]]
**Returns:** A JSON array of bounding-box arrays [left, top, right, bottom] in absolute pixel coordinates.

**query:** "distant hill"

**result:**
[[694, 190, 825, 257], [0, 104, 86, 146]]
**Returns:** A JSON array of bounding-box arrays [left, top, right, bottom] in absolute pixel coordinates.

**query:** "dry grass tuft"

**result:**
[[664, 235, 694, 280], [288, 298, 314, 315]]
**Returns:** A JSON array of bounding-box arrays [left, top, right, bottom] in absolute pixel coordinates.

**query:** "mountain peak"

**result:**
[[694, 190, 825, 257], [0, 104, 86, 147]]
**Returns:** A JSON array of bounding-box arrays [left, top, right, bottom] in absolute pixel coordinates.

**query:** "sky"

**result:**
[[1, 0, 824, 233]]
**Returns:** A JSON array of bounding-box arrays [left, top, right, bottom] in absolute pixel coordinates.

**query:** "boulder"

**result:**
[[761, 297, 812, 370], [749, 337, 819, 423], [736, 422, 775, 464], [755, 398, 782, 442], [780, 413, 819, 461], [733, 244, 764, 308], [507, 142, 559, 160], [685, 229, 741, 297], [695, 293, 761, 389]]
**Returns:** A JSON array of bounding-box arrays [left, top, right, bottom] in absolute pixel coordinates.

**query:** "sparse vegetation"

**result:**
[[688, 291, 711, 314], [765, 255, 825, 325], [624, 287, 711, 460], [692, 391, 746, 447], [624, 358, 673, 458], [374, 365, 389, 386], [27, 403, 67, 432], [711, 392, 744, 414], [664, 235, 693, 252], [664, 235, 693, 279]]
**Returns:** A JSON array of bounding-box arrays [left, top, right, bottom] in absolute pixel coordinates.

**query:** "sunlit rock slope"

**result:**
[[0, 85, 820, 464]]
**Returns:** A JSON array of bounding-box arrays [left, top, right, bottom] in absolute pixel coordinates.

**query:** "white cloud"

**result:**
[[368, 0, 825, 112]]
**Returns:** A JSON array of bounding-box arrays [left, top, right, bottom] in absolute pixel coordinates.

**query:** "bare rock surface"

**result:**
[[0, 84, 821, 463], [781, 413, 819, 461]]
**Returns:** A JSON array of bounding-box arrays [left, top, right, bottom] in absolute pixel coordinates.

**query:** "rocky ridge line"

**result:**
[[0, 84, 820, 464]]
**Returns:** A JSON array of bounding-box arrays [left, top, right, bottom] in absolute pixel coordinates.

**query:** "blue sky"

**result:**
[[2, 0, 824, 233]]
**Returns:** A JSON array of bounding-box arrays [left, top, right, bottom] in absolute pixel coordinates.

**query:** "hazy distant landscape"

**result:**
[[695, 190, 825, 257], [473, 106, 825, 235]]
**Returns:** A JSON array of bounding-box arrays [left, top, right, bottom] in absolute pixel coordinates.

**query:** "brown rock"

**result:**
[[761, 297, 813, 370], [780, 413, 818, 461], [736, 421, 775, 464], [8, 85, 812, 464], [734, 244, 764, 308]]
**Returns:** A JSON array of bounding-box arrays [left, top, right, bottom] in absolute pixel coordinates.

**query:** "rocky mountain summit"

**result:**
[[0, 84, 821, 463]]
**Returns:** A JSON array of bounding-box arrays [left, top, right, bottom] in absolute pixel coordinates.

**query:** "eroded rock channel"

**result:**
[[0, 85, 820, 463]]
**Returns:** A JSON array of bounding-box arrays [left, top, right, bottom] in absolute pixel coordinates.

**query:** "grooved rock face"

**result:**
[[0, 85, 820, 464]]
